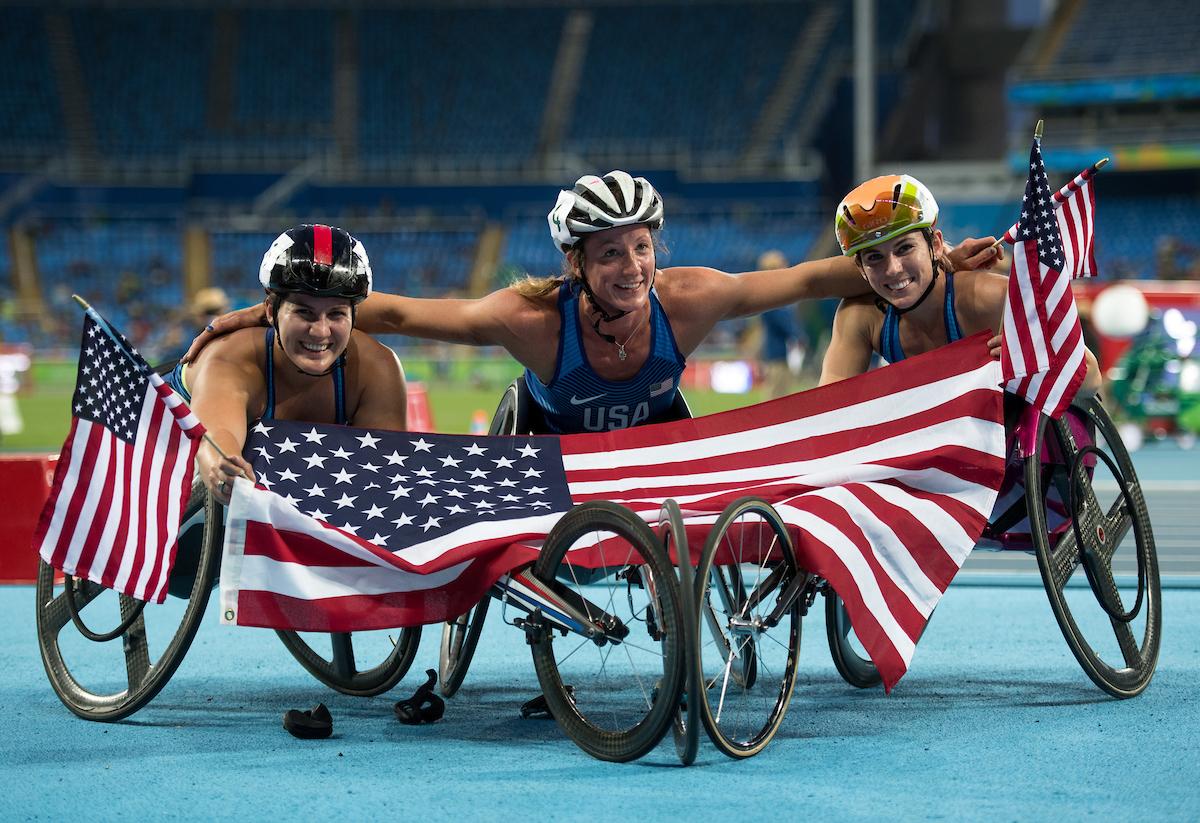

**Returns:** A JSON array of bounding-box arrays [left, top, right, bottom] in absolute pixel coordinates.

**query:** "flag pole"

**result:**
[[71, 293, 233, 463], [987, 127, 1107, 251]]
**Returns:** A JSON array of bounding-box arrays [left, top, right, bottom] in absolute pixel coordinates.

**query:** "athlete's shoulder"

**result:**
[[192, 326, 263, 369], [951, 269, 1008, 333]]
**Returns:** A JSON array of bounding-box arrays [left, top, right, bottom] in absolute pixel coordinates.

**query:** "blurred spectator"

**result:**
[[756, 250, 806, 399]]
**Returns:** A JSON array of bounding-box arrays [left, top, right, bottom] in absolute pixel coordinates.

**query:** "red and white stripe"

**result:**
[[36, 372, 205, 603], [1001, 163, 1096, 419], [221, 335, 1006, 691]]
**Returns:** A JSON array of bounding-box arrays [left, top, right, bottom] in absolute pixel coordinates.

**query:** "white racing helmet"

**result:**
[[548, 170, 665, 252]]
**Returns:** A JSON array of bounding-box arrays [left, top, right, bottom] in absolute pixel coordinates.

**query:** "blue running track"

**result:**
[[2, 443, 1197, 821]]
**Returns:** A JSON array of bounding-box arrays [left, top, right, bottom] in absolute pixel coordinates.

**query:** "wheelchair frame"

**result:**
[[36, 371, 1160, 763]]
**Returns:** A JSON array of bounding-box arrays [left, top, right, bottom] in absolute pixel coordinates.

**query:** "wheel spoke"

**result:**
[[1047, 525, 1081, 592], [1096, 496, 1134, 566], [1111, 614, 1142, 670], [119, 595, 151, 690], [330, 633, 356, 679]]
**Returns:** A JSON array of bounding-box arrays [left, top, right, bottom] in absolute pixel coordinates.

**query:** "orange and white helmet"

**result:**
[[835, 174, 939, 257], [548, 170, 664, 252]]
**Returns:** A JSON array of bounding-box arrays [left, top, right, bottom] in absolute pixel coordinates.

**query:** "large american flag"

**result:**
[[36, 310, 206, 603], [1000, 135, 1097, 419], [221, 333, 1007, 690]]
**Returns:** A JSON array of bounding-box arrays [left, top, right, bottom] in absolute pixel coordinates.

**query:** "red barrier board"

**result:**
[[0, 454, 57, 583], [407, 382, 435, 432]]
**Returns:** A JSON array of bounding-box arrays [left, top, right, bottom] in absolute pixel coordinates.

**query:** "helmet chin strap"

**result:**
[[872, 234, 942, 316], [578, 267, 658, 339]]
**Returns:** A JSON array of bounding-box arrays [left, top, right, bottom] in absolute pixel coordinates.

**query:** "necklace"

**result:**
[[591, 313, 647, 361]]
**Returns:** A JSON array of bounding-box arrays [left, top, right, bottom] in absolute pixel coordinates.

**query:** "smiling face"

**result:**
[[857, 228, 943, 309], [268, 293, 354, 373], [578, 224, 657, 315]]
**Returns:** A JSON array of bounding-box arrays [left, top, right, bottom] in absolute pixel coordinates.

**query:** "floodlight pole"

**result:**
[[853, 0, 876, 185]]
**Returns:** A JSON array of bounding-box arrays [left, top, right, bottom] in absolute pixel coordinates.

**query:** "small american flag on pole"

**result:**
[[1000, 128, 1097, 419], [35, 307, 206, 603], [221, 334, 1007, 691]]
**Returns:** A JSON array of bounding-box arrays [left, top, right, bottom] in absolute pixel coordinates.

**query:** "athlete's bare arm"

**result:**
[[818, 297, 879, 386], [350, 333, 409, 431], [186, 330, 266, 504]]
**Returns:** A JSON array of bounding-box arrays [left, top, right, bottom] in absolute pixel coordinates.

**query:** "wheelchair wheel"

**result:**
[[1027, 396, 1161, 698], [529, 501, 685, 763], [438, 596, 490, 697], [823, 591, 883, 689], [35, 479, 221, 721], [434, 376, 537, 697], [658, 499, 699, 766], [275, 626, 421, 697], [695, 497, 804, 759]]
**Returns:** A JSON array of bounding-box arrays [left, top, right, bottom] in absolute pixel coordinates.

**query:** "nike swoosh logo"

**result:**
[[569, 393, 605, 405]]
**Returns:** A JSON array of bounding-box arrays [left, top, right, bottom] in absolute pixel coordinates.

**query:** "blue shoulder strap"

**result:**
[[880, 305, 903, 363], [944, 272, 963, 343], [264, 327, 277, 419]]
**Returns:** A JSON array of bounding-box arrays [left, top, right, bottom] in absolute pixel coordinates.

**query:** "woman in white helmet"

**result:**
[[172, 224, 409, 503], [188, 172, 999, 433], [818, 173, 1100, 395]]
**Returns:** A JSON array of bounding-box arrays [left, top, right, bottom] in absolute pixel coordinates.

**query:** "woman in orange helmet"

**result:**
[[819, 173, 1100, 395]]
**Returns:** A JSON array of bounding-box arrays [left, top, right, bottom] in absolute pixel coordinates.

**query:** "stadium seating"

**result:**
[[0, 10, 63, 162], [0, 0, 1193, 355]]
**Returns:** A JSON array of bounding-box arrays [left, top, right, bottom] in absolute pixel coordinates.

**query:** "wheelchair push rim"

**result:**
[[438, 596, 490, 698], [823, 589, 883, 689], [657, 499, 700, 766], [1027, 397, 1162, 698], [275, 625, 422, 697], [528, 501, 686, 763], [695, 497, 804, 759], [35, 482, 222, 722]]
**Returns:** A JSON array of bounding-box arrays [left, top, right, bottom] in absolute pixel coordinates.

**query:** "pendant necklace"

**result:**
[[592, 314, 647, 361]]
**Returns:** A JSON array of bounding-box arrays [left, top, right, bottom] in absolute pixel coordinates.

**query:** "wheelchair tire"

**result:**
[[433, 376, 537, 698], [35, 479, 221, 722], [438, 596, 490, 698], [824, 591, 883, 689], [1027, 396, 1161, 698], [529, 501, 685, 763], [658, 499, 700, 766], [275, 626, 421, 697], [695, 497, 803, 759]]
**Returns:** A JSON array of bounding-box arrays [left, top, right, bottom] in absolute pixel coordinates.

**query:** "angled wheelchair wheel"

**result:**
[[439, 597, 490, 698], [434, 376, 538, 697], [1027, 397, 1161, 698], [35, 479, 221, 721], [275, 625, 421, 697], [658, 499, 699, 766], [529, 501, 685, 763], [823, 591, 883, 689], [695, 497, 804, 759]]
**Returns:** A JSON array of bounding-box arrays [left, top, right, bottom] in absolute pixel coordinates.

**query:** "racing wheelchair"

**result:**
[[435, 377, 815, 762], [823, 395, 1162, 699], [35, 361, 423, 722]]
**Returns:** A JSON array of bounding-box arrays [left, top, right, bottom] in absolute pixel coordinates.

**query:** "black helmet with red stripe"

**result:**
[[258, 224, 372, 303]]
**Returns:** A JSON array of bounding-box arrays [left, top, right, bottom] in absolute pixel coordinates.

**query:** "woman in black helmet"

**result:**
[[169, 224, 408, 504], [187, 173, 1000, 433]]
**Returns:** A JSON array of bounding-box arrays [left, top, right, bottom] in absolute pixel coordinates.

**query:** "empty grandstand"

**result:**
[[1, 0, 1197, 362]]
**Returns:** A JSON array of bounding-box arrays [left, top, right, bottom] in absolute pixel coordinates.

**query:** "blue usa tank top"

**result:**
[[524, 281, 686, 432], [879, 272, 963, 364]]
